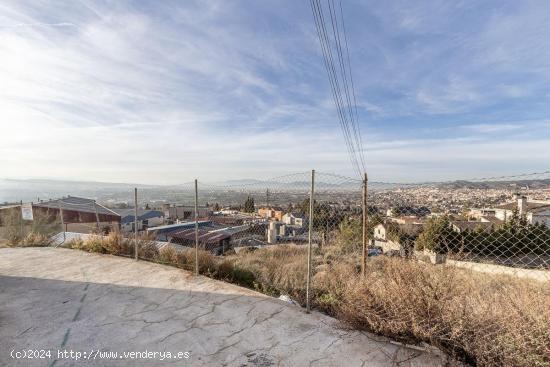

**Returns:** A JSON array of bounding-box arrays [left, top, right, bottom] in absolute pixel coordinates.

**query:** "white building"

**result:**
[[492, 196, 550, 226], [282, 213, 306, 228], [115, 209, 165, 233], [372, 222, 423, 254]]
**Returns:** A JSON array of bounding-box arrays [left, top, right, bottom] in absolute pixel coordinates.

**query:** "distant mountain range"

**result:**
[[2, 176, 549, 204], [436, 178, 550, 190], [369, 178, 550, 191], [0, 178, 161, 203]]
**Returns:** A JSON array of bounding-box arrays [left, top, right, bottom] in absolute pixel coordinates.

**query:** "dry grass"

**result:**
[[10, 229, 548, 366], [102, 230, 133, 256], [0, 208, 60, 245], [13, 232, 53, 247], [230, 245, 309, 299], [335, 258, 550, 366], [156, 246, 217, 274], [231, 245, 550, 367]]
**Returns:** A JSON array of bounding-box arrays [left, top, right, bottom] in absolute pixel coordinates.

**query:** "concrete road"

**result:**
[[0, 248, 450, 366]]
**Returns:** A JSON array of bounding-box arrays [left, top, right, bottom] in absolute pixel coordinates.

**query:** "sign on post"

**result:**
[[21, 203, 33, 221]]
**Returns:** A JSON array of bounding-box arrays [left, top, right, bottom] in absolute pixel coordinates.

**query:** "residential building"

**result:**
[[450, 220, 493, 233], [114, 209, 164, 233], [282, 213, 306, 227], [164, 205, 211, 221], [373, 222, 423, 255], [258, 207, 283, 221], [492, 196, 550, 226]]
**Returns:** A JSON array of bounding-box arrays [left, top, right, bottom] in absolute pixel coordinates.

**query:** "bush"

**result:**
[[215, 259, 235, 280], [336, 258, 550, 366], [224, 245, 550, 366], [67, 238, 84, 249], [102, 231, 133, 256], [17, 232, 52, 247], [79, 235, 105, 253], [231, 267, 256, 288], [137, 237, 159, 260], [197, 250, 216, 274], [156, 246, 177, 265], [174, 250, 190, 268]]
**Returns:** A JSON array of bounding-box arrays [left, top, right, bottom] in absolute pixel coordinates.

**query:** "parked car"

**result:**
[[367, 247, 382, 257]]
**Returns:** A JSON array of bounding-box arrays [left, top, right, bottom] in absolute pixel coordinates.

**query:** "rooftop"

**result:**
[[34, 196, 119, 217], [113, 209, 164, 224], [494, 198, 550, 211]]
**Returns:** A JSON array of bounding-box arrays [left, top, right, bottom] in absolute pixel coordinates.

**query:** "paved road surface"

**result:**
[[0, 248, 451, 366]]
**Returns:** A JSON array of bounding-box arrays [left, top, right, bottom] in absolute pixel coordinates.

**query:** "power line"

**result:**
[[338, 0, 366, 172], [311, 0, 358, 176], [309, 0, 366, 178], [310, 0, 362, 177], [328, 0, 361, 166]]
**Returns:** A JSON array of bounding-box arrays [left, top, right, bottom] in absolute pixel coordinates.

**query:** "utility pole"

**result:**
[[194, 179, 199, 276], [362, 172, 368, 277], [134, 188, 138, 260], [306, 169, 315, 313]]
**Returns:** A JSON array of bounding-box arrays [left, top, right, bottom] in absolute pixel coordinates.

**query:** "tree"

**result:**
[[338, 217, 362, 252], [243, 196, 255, 213], [415, 216, 456, 253], [298, 198, 339, 231], [286, 203, 293, 213], [213, 203, 220, 211]]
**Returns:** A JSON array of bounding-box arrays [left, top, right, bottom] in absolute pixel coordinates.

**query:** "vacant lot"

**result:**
[[0, 247, 448, 367]]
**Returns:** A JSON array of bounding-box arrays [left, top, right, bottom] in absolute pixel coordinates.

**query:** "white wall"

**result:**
[[373, 224, 386, 240], [531, 210, 550, 227]]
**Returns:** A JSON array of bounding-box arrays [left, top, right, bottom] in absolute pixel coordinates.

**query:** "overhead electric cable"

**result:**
[[309, 0, 366, 178]]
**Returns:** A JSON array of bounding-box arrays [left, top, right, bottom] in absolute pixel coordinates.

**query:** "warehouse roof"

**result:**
[[167, 228, 232, 244], [34, 196, 120, 217], [113, 209, 164, 224]]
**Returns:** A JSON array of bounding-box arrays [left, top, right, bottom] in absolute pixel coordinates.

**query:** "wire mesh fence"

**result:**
[[368, 171, 550, 281], [1, 170, 549, 280], [1, 170, 550, 364]]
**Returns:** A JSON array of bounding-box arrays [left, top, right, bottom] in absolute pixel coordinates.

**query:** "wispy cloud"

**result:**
[[0, 0, 549, 185]]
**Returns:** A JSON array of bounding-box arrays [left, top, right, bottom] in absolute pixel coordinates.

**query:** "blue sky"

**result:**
[[1, 0, 549, 184]]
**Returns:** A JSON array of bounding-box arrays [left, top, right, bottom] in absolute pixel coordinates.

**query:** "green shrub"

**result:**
[[231, 266, 256, 288], [215, 260, 235, 280]]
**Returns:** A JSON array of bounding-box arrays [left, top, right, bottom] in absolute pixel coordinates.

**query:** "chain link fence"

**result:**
[[1, 171, 549, 279], [1, 170, 550, 365], [369, 171, 550, 281], [1, 170, 549, 280]]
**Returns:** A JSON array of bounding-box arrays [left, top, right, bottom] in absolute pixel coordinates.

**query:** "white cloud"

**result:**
[[0, 0, 549, 185]]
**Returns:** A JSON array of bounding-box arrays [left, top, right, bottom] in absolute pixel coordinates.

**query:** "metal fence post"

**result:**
[[58, 201, 66, 242], [306, 169, 315, 313], [19, 200, 23, 241], [362, 172, 368, 277], [194, 179, 199, 276], [134, 188, 138, 261], [94, 200, 100, 233]]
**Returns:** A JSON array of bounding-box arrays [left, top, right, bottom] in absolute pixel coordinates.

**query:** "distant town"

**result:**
[[1, 177, 549, 266]]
